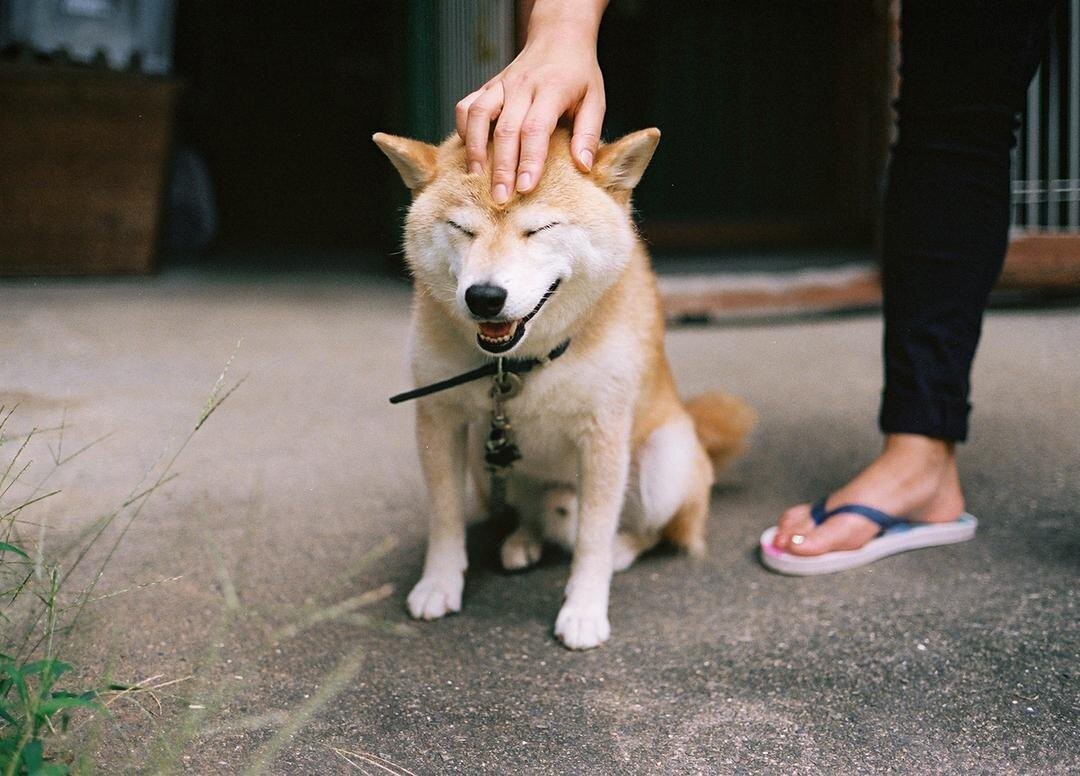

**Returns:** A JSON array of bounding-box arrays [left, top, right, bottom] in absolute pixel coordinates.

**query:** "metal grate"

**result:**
[[1012, 0, 1080, 232]]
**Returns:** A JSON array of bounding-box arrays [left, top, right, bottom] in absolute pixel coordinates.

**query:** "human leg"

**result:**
[[771, 0, 1059, 559]]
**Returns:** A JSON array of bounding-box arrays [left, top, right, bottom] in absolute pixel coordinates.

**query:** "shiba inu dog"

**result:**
[[374, 127, 754, 649]]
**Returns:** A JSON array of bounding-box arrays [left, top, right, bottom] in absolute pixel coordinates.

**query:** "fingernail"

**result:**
[[492, 183, 508, 204], [516, 171, 532, 191], [579, 149, 593, 170], [468, 161, 482, 175]]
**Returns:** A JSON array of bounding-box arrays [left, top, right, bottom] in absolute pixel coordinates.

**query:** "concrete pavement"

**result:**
[[1, 273, 1077, 774]]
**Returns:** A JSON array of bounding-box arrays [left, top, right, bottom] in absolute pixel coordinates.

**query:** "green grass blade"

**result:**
[[0, 543, 29, 560], [18, 661, 71, 681], [35, 696, 100, 717]]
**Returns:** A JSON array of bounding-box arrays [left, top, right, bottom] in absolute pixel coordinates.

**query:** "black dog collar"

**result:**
[[389, 339, 571, 404]]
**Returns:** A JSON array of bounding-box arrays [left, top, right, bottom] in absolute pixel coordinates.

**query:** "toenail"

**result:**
[[791, 534, 806, 546]]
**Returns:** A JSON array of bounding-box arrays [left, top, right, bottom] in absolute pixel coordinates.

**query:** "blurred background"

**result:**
[[1, 0, 1077, 309]]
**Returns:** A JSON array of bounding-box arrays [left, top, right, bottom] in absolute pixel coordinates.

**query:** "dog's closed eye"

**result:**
[[446, 220, 475, 238], [524, 222, 560, 238]]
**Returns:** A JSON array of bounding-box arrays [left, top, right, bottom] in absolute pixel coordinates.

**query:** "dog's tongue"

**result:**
[[479, 320, 515, 338]]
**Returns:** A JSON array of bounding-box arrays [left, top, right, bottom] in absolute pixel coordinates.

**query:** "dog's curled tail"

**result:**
[[685, 391, 756, 473]]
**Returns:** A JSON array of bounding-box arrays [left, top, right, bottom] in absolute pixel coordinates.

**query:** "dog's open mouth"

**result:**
[[476, 279, 561, 354]]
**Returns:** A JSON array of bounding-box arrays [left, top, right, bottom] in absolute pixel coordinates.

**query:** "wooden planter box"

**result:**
[[0, 63, 178, 275]]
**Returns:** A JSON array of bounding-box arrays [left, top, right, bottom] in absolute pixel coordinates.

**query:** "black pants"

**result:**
[[879, 0, 1059, 442]]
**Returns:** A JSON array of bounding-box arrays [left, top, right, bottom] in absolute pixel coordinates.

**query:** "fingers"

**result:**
[[515, 93, 563, 194], [457, 80, 567, 199], [490, 88, 534, 204], [571, 86, 605, 172], [457, 67, 604, 198], [455, 88, 483, 142], [462, 83, 505, 175]]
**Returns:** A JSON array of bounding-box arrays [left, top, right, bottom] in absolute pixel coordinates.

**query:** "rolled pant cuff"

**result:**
[[879, 389, 971, 442]]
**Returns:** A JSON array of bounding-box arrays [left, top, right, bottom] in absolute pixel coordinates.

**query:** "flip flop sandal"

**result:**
[[759, 499, 978, 576]]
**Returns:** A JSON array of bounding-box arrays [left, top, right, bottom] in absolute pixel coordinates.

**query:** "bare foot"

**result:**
[[772, 434, 966, 556]]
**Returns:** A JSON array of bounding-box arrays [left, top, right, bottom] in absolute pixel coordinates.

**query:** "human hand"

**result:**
[[456, 9, 606, 204]]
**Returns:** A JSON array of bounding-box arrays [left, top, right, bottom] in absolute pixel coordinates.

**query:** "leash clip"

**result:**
[[491, 357, 523, 401]]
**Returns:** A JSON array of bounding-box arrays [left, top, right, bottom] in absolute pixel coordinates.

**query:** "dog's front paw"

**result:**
[[554, 602, 610, 650], [500, 529, 543, 571], [407, 572, 464, 620]]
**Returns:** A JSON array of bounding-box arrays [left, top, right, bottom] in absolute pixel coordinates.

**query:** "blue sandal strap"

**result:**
[[810, 498, 908, 536]]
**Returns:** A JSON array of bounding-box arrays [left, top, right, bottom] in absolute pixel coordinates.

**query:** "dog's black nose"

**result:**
[[465, 284, 507, 318]]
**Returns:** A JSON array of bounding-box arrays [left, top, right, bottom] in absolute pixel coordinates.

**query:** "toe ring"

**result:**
[[790, 534, 806, 546]]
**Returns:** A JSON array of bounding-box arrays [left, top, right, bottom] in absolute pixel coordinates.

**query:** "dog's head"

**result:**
[[374, 127, 659, 357]]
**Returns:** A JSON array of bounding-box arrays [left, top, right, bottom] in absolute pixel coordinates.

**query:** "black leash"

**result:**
[[389, 339, 571, 404]]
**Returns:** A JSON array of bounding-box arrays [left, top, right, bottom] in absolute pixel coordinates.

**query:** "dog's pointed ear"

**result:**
[[373, 133, 438, 190], [592, 128, 661, 192]]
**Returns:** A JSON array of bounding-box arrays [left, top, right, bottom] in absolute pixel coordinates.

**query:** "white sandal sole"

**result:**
[[759, 514, 978, 576]]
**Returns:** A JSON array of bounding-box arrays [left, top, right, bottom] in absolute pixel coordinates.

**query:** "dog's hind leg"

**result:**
[[662, 476, 710, 558], [612, 529, 661, 572], [541, 414, 707, 574], [633, 413, 712, 559]]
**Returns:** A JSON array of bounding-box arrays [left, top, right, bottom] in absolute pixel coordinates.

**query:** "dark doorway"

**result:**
[[172, 1, 409, 266], [598, 1, 893, 252]]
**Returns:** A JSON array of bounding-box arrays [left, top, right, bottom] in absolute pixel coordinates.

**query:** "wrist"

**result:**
[[527, 0, 606, 44]]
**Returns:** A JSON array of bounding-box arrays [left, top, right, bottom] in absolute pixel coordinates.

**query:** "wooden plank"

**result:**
[[657, 231, 1080, 322], [1001, 233, 1080, 289], [658, 266, 882, 321], [0, 64, 178, 276]]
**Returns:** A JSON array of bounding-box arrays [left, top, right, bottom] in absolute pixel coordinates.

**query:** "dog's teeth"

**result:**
[[478, 319, 520, 346]]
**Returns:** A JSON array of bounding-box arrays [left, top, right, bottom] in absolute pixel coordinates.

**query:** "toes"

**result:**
[[786, 514, 880, 557], [406, 574, 464, 620], [554, 604, 610, 650], [772, 503, 878, 556], [783, 529, 831, 556], [772, 505, 815, 550]]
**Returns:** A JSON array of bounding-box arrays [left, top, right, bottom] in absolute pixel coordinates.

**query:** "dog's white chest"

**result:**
[[506, 409, 578, 482], [456, 368, 591, 484], [467, 392, 578, 483]]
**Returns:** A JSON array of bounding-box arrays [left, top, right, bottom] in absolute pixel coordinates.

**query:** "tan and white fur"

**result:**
[[374, 127, 754, 650]]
